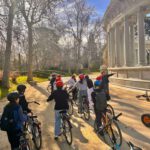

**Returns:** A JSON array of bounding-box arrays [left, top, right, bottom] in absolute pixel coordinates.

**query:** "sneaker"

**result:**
[[54, 136, 58, 140]]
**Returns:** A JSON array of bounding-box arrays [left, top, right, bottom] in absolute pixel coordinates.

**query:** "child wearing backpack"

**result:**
[[91, 80, 107, 134], [0, 92, 27, 150]]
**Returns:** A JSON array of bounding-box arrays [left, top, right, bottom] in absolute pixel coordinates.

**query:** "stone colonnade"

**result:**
[[108, 7, 146, 68]]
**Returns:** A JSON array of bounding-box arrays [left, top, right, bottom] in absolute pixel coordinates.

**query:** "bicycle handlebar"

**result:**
[[114, 113, 122, 121]]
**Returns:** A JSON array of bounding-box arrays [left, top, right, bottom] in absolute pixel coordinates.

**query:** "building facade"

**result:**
[[103, 0, 150, 89]]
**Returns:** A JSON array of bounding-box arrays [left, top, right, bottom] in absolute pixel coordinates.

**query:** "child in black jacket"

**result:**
[[92, 80, 107, 134], [47, 81, 69, 140]]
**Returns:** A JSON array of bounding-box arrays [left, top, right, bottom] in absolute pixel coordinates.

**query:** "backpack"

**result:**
[[95, 91, 107, 111], [0, 104, 17, 132]]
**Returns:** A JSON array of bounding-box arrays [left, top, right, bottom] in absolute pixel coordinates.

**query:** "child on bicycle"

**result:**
[[73, 74, 88, 115], [65, 74, 77, 100], [92, 80, 107, 134], [47, 80, 69, 140], [0, 92, 27, 150], [17, 84, 32, 113]]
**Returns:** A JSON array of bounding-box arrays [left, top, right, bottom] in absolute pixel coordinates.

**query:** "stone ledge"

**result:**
[[109, 66, 150, 71], [110, 77, 150, 90]]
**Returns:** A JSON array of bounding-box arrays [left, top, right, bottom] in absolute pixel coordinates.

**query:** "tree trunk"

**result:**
[[27, 25, 33, 82], [18, 53, 21, 72], [2, 4, 15, 88]]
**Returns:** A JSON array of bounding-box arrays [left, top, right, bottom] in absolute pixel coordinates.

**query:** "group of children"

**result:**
[[0, 71, 113, 149], [48, 71, 114, 139]]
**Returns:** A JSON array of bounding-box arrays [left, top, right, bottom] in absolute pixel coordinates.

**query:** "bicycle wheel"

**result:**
[[68, 100, 73, 116], [141, 114, 150, 128], [83, 103, 90, 121], [32, 124, 42, 150], [20, 138, 31, 150], [107, 104, 115, 116], [63, 119, 72, 145], [107, 121, 122, 147]]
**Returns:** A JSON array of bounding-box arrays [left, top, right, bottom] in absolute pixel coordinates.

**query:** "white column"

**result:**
[[110, 29, 114, 67], [129, 23, 135, 66], [115, 23, 120, 67], [120, 25, 124, 67], [124, 16, 130, 66], [112, 28, 115, 67], [137, 8, 146, 66], [108, 32, 112, 67]]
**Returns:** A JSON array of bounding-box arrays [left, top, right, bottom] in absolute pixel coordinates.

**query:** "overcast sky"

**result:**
[[87, 0, 110, 16]]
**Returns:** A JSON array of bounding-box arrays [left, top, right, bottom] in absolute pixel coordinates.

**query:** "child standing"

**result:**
[[92, 80, 107, 133], [0, 92, 27, 150]]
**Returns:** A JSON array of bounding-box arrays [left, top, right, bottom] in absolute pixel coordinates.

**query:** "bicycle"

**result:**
[[127, 142, 142, 150], [68, 98, 74, 116], [63, 86, 74, 116], [19, 131, 31, 150], [25, 101, 42, 150], [59, 110, 73, 145], [107, 104, 115, 116], [78, 95, 90, 120], [136, 90, 150, 102], [141, 114, 150, 128], [94, 112, 122, 148]]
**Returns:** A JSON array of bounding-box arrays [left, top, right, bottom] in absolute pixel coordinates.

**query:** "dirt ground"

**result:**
[[0, 77, 150, 150]]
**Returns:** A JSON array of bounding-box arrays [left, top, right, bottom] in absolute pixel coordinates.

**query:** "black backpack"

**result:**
[[0, 104, 17, 132]]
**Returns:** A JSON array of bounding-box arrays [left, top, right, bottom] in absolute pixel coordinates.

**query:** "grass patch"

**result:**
[[0, 76, 47, 99]]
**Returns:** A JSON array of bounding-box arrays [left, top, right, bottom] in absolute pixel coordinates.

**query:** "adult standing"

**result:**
[[101, 71, 114, 100]]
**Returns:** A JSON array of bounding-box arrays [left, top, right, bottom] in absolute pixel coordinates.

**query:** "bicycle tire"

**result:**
[[141, 114, 150, 128], [20, 141, 31, 150], [63, 119, 72, 145], [32, 124, 42, 150], [107, 120, 122, 147], [107, 104, 115, 116], [68, 100, 73, 116], [83, 103, 90, 121]]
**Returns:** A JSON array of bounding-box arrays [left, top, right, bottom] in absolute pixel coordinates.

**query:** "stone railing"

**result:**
[[109, 66, 150, 80]]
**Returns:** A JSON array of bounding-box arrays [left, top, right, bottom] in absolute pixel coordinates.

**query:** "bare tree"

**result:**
[[19, 0, 59, 81], [1, 0, 17, 88], [63, 0, 94, 72]]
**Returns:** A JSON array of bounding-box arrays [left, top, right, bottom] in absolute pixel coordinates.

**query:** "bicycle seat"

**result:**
[[59, 110, 67, 114]]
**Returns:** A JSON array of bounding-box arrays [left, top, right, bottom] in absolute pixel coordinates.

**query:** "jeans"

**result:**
[[54, 110, 63, 136]]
